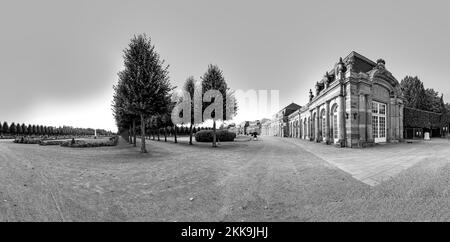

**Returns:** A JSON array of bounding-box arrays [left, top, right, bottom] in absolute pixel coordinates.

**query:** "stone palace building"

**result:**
[[262, 51, 405, 148]]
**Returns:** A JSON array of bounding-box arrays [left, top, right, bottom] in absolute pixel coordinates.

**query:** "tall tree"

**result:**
[[169, 93, 180, 143], [423, 88, 441, 113], [400, 76, 426, 109], [115, 34, 172, 153], [200, 64, 233, 147], [16, 123, 22, 134], [183, 76, 197, 145], [9, 122, 16, 135], [21, 123, 27, 135], [2, 122, 8, 135]]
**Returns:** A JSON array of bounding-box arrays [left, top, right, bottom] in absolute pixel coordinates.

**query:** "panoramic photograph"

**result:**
[[1, 0, 449, 232]]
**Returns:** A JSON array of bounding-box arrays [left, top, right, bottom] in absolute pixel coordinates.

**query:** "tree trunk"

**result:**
[[157, 129, 160, 141], [140, 114, 147, 153], [133, 119, 137, 147], [174, 125, 177, 143], [212, 120, 217, 147], [152, 130, 155, 140], [189, 124, 193, 145], [129, 125, 132, 144], [164, 127, 167, 142]]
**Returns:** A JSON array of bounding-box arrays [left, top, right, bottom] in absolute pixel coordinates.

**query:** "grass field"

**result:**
[[0, 136, 449, 221]]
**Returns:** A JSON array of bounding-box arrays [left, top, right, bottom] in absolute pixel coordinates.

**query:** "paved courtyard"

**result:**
[[282, 137, 450, 185]]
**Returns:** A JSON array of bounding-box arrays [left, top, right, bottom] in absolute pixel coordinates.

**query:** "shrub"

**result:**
[[14, 136, 43, 144], [40, 140, 66, 146], [194, 130, 236, 142]]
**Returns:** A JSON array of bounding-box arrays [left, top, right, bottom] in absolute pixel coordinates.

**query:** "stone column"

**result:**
[[325, 101, 330, 144], [367, 95, 374, 143], [338, 94, 345, 146], [359, 94, 367, 143], [303, 119, 306, 139], [315, 106, 320, 142], [306, 117, 309, 140], [389, 98, 396, 141], [309, 110, 313, 141]]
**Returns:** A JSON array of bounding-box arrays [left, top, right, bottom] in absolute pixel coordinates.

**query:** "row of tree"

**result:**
[[112, 34, 173, 153], [400, 76, 450, 114], [0, 121, 113, 137], [112, 34, 236, 153]]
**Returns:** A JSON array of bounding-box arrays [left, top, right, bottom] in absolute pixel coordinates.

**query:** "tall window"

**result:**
[[332, 105, 338, 140], [321, 110, 326, 140], [372, 101, 387, 142], [303, 119, 307, 138], [308, 117, 311, 137]]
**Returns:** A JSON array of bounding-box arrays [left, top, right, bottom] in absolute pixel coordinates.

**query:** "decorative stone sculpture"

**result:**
[[309, 89, 314, 102], [376, 58, 386, 69], [346, 56, 355, 72], [337, 57, 347, 73], [336, 57, 347, 80], [323, 73, 329, 89]]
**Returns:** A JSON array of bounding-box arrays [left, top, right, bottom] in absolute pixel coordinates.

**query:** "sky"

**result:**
[[1, 0, 449, 132]]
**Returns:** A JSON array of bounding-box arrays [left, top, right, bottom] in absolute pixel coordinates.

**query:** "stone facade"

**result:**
[[265, 51, 404, 148]]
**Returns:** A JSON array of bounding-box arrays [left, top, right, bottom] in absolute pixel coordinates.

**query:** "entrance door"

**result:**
[[372, 101, 387, 143]]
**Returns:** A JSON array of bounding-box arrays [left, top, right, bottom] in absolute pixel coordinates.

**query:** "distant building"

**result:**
[[262, 103, 301, 137]]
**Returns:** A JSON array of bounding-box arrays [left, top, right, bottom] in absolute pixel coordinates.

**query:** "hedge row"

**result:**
[[13, 137, 43, 144], [195, 130, 236, 142], [146, 126, 214, 136], [404, 107, 449, 128], [13, 136, 120, 147]]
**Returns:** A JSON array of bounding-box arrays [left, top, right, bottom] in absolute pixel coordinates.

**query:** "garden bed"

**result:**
[[61, 136, 119, 148]]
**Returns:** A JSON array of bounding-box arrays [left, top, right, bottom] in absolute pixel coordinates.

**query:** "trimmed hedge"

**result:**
[[40, 140, 67, 146], [13, 137, 43, 144], [404, 107, 448, 128], [195, 130, 236, 142], [61, 136, 119, 148]]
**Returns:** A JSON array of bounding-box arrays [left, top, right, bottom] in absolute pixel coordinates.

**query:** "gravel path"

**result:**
[[0, 137, 448, 221]]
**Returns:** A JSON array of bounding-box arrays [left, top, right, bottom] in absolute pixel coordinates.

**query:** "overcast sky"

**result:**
[[1, 0, 449, 131]]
